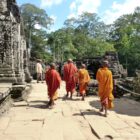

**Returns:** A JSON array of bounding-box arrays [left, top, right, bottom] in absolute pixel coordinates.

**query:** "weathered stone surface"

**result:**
[[0, 116, 10, 131], [0, 0, 31, 83], [0, 82, 140, 140]]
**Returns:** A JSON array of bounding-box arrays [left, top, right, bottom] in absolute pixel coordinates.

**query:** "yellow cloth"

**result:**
[[52, 91, 58, 100], [78, 69, 90, 95], [96, 67, 114, 109]]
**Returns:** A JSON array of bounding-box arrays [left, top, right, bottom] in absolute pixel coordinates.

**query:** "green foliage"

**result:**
[[21, 3, 140, 75], [110, 7, 140, 75], [20, 3, 53, 62], [20, 4, 53, 29], [48, 12, 115, 62]]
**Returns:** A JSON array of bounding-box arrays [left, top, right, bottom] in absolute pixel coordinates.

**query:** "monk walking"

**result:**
[[45, 63, 61, 108], [78, 64, 90, 100], [96, 60, 114, 117], [63, 59, 77, 99]]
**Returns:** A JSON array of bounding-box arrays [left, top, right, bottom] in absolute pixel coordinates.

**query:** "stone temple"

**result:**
[[0, 0, 31, 83]]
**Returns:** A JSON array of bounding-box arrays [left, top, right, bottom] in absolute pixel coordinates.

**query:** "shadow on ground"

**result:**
[[61, 95, 82, 101], [89, 98, 140, 117], [13, 100, 49, 109], [73, 110, 105, 117], [27, 100, 49, 109], [29, 100, 48, 104], [29, 103, 49, 109]]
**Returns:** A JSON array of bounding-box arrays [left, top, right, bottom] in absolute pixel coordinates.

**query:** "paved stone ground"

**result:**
[[0, 83, 12, 100], [0, 81, 140, 140]]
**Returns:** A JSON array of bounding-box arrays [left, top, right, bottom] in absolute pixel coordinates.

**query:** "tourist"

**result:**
[[45, 63, 61, 108], [78, 64, 90, 100], [63, 59, 78, 99], [96, 60, 114, 117], [36, 59, 43, 83]]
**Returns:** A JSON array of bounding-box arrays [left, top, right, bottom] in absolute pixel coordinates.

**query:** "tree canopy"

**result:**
[[20, 3, 53, 61], [110, 7, 140, 75], [47, 12, 114, 61], [21, 3, 140, 76]]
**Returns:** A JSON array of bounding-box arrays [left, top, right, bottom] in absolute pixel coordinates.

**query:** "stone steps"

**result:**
[[0, 84, 12, 116]]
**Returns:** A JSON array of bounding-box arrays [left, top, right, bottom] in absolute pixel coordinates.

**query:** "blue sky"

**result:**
[[17, 0, 140, 32]]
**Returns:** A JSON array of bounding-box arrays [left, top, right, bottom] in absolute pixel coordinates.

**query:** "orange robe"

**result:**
[[45, 68, 61, 100], [96, 67, 114, 109], [78, 68, 90, 95], [63, 63, 77, 93]]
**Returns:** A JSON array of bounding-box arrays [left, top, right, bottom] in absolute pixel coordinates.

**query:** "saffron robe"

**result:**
[[63, 63, 77, 92], [78, 68, 90, 95], [53, 91, 58, 100], [45, 68, 61, 99], [96, 67, 114, 109]]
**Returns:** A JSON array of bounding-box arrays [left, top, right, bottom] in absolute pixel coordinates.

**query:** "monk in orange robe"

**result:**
[[45, 63, 61, 108], [96, 60, 114, 117], [63, 59, 77, 99], [78, 64, 90, 100]]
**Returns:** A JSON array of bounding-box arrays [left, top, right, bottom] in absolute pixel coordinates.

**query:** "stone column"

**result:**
[[0, 14, 17, 82], [0, 0, 31, 83]]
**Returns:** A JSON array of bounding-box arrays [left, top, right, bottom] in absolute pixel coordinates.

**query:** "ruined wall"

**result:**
[[0, 0, 30, 83], [133, 70, 140, 94]]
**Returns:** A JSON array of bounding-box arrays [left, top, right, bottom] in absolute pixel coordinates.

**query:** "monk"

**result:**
[[63, 59, 78, 99], [45, 63, 61, 108], [78, 64, 90, 100], [96, 60, 114, 117]]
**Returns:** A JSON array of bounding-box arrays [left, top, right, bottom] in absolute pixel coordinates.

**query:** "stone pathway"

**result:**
[[0, 83, 12, 100], [0, 81, 140, 140]]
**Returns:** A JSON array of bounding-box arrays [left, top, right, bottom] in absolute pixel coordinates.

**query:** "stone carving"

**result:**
[[0, 19, 12, 65], [0, 0, 31, 83], [0, 0, 7, 13]]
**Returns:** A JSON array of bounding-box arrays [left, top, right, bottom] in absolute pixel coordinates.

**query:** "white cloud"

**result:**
[[70, 2, 76, 11], [41, 0, 63, 7], [68, 0, 101, 19], [50, 15, 57, 23], [34, 24, 41, 29], [67, 13, 77, 19], [103, 0, 140, 24]]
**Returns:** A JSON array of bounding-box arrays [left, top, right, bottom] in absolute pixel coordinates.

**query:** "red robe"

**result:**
[[63, 62, 77, 93], [45, 68, 61, 99]]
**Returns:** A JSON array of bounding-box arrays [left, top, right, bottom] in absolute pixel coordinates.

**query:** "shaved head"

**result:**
[[50, 63, 56, 69], [102, 60, 109, 67], [68, 58, 73, 63], [81, 64, 86, 68]]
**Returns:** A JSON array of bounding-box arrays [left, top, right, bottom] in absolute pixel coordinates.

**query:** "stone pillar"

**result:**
[[12, 22, 25, 83], [0, 0, 29, 83], [0, 14, 17, 82]]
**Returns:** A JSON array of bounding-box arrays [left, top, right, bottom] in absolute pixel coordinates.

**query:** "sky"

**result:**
[[17, 0, 140, 32]]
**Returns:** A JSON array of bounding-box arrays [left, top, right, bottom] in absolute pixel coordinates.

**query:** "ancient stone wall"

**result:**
[[133, 70, 140, 94], [0, 0, 30, 83]]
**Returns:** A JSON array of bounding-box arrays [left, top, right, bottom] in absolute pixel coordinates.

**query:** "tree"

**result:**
[[47, 28, 77, 62], [110, 7, 140, 75], [20, 3, 53, 61], [64, 12, 114, 59], [47, 12, 115, 61]]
